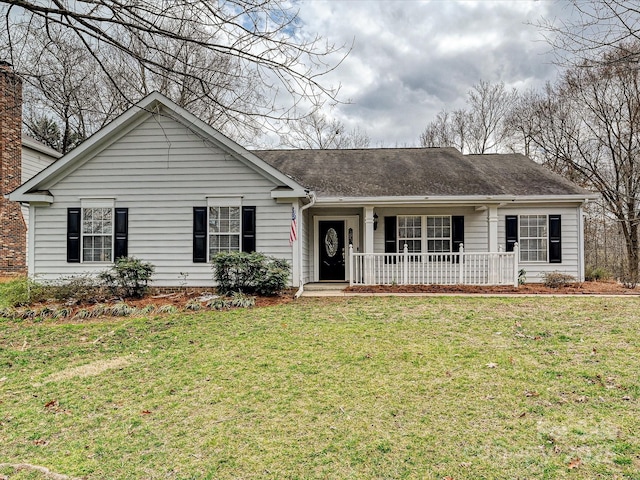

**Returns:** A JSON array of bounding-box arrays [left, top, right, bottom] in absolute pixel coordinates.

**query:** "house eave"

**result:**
[[314, 194, 598, 207], [270, 189, 309, 199], [8, 192, 54, 204]]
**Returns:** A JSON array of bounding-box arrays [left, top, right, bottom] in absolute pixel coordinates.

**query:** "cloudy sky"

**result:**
[[293, 0, 571, 147]]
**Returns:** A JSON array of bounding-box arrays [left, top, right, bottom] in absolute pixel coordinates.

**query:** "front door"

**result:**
[[319, 220, 345, 281]]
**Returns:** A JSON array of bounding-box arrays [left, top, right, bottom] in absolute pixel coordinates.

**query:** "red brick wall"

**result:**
[[0, 62, 26, 275]]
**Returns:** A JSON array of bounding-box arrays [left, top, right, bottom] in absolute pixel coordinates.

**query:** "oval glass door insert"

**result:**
[[325, 228, 339, 257]]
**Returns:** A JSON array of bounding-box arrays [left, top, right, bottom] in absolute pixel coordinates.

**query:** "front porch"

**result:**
[[349, 244, 520, 287]]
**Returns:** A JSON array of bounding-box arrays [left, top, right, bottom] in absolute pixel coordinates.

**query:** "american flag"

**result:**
[[289, 207, 298, 245]]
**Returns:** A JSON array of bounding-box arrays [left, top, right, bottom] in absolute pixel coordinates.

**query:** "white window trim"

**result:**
[[519, 214, 548, 263], [397, 215, 452, 253], [398, 215, 422, 253], [207, 204, 242, 259], [80, 199, 115, 263]]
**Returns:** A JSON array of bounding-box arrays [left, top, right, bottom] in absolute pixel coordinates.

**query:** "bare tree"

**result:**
[[17, 26, 125, 153], [419, 110, 454, 148], [419, 81, 515, 154], [513, 46, 640, 281], [466, 81, 518, 154], [537, 0, 640, 66], [280, 110, 370, 149], [1, 1, 346, 145]]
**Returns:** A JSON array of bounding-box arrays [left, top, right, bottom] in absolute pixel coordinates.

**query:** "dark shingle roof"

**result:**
[[254, 148, 590, 198]]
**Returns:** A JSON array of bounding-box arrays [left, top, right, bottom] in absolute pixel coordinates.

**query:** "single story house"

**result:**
[[9, 92, 597, 289]]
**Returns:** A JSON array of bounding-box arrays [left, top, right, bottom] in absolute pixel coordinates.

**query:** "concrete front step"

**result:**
[[302, 282, 348, 292]]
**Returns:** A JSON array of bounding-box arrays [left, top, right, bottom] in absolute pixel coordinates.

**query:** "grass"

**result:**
[[1, 295, 639, 479]]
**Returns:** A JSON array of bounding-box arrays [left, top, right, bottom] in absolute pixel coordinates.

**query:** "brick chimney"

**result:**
[[0, 61, 26, 275]]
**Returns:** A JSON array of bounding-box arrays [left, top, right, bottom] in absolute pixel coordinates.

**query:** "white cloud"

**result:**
[[291, 0, 566, 147]]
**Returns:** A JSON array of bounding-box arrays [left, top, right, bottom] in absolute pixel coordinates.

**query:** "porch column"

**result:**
[[488, 206, 499, 252], [488, 206, 499, 285], [364, 206, 375, 253], [364, 206, 375, 284]]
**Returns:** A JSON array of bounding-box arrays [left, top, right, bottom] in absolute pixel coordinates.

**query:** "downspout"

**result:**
[[578, 197, 591, 282], [294, 191, 316, 299]]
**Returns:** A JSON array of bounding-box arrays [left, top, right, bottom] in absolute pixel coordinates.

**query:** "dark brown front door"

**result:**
[[319, 220, 345, 280]]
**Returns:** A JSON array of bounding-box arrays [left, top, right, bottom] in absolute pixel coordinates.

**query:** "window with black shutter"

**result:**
[[452, 215, 464, 263], [384, 216, 397, 264], [549, 215, 562, 263], [193, 207, 207, 263], [505, 215, 518, 252], [67, 208, 81, 263], [242, 206, 256, 253], [114, 208, 129, 259]]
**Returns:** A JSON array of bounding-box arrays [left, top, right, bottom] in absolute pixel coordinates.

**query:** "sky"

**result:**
[[293, 0, 571, 147]]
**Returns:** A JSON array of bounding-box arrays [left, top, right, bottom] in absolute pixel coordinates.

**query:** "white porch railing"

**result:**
[[349, 243, 519, 287]]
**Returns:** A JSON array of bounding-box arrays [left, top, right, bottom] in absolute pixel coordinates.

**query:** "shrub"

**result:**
[[542, 271, 576, 288], [185, 299, 202, 311], [584, 266, 612, 282], [229, 292, 256, 308], [49, 274, 104, 304], [109, 303, 133, 317], [0, 278, 47, 307], [620, 274, 637, 289], [211, 251, 290, 296], [158, 305, 178, 314], [99, 257, 155, 298], [518, 269, 527, 285]]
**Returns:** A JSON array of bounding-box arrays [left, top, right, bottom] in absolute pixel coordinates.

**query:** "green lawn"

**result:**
[[1, 296, 639, 479]]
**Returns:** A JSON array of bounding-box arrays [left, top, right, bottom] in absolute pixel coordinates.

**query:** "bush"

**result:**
[[584, 266, 612, 282], [211, 251, 290, 296], [620, 274, 637, 289], [542, 271, 576, 288], [48, 274, 104, 304], [518, 269, 527, 285], [0, 278, 47, 307], [99, 257, 155, 298]]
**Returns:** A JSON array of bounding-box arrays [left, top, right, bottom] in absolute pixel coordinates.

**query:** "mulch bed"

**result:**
[[345, 281, 639, 295]]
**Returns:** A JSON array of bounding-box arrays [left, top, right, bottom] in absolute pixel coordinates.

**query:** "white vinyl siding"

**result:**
[[21, 144, 59, 266], [500, 206, 582, 282], [31, 111, 293, 286]]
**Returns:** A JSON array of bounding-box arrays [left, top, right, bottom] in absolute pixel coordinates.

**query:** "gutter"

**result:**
[[294, 191, 317, 299], [313, 193, 599, 206]]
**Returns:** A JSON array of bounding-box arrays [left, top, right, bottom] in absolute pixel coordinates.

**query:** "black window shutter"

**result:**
[[549, 215, 562, 263], [384, 216, 397, 253], [451, 215, 464, 263], [193, 207, 207, 263], [506, 215, 518, 252], [67, 208, 81, 263], [242, 206, 256, 253], [114, 208, 128, 260], [384, 216, 397, 264], [452, 216, 464, 252]]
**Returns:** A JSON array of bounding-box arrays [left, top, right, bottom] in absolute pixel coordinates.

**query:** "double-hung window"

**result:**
[[519, 215, 548, 262], [398, 215, 422, 253], [506, 214, 561, 263], [426, 216, 451, 253], [397, 215, 454, 253], [209, 206, 241, 255], [67, 200, 128, 263], [193, 198, 256, 263], [82, 207, 113, 262]]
